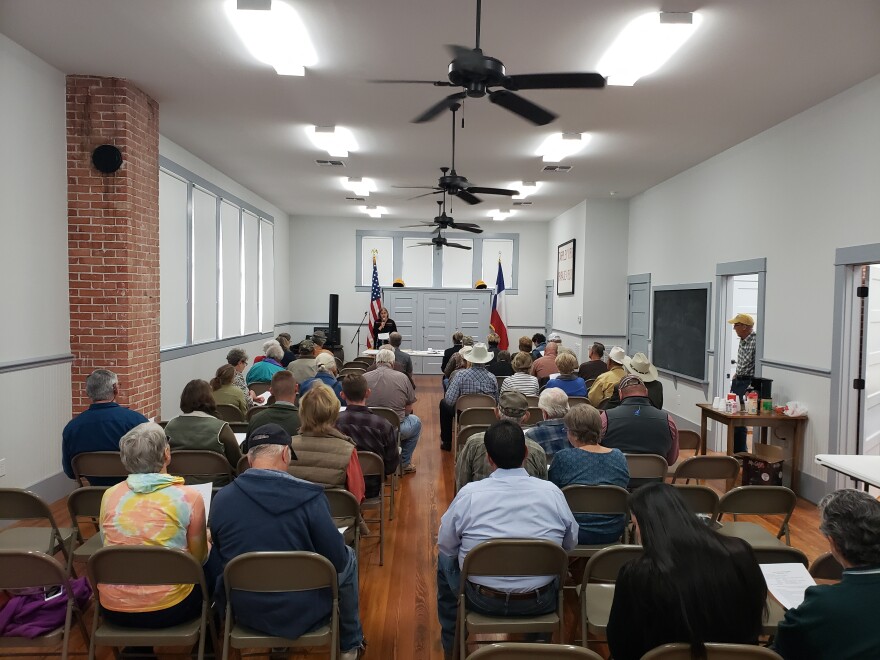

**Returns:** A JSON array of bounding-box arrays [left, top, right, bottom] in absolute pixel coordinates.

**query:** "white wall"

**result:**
[[627, 73, 880, 492], [0, 33, 72, 492]]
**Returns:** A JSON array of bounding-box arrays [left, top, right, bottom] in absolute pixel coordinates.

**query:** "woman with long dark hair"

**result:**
[[607, 483, 767, 660]]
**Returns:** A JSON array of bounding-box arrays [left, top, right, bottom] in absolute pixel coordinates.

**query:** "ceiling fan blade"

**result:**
[[412, 242, 435, 247], [392, 185, 441, 190], [450, 223, 483, 234], [456, 190, 482, 205], [445, 241, 473, 250], [504, 72, 606, 91], [466, 186, 518, 197], [400, 222, 435, 228], [445, 44, 485, 71], [413, 91, 468, 123], [370, 79, 455, 86], [407, 191, 445, 201], [488, 89, 556, 126]]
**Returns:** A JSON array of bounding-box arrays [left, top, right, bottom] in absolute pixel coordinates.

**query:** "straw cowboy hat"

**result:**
[[623, 352, 659, 382], [464, 343, 494, 364]]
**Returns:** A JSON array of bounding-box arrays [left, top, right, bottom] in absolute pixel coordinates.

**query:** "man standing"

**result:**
[[243, 370, 301, 451], [437, 420, 578, 657], [363, 348, 421, 472], [388, 331, 413, 377], [287, 340, 317, 385], [61, 369, 148, 483], [578, 342, 608, 382], [588, 346, 627, 407], [439, 343, 498, 451], [729, 313, 757, 453], [524, 388, 571, 461], [209, 424, 366, 660]]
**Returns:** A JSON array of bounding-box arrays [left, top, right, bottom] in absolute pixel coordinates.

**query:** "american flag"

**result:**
[[367, 253, 382, 349]]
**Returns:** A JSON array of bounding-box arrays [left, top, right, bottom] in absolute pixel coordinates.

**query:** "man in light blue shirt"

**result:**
[[436, 420, 578, 657]]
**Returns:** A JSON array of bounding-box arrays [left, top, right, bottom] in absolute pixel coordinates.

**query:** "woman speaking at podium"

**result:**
[[372, 307, 397, 346]]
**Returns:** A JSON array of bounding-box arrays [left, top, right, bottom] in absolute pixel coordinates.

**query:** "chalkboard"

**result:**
[[652, 285, 711, 382]]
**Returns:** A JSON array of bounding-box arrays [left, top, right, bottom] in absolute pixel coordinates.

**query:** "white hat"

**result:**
[[547, 332, 562, 342], [315, 352, 337, 371], [465, 343, 494, 364], [608, 346, 626, 365], [623, 352, 658, 383]]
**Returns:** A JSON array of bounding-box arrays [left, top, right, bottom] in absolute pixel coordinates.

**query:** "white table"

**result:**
[[362, 349, 444, 357], [361, 349, 445, 374], [815, 454, 880, 490]]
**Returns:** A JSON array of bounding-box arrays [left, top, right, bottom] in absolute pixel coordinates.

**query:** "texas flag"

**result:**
[[489, 261, 509, 350]]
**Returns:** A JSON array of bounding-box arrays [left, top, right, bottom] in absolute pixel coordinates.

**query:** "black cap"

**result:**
[[246, 423, 296, 459]]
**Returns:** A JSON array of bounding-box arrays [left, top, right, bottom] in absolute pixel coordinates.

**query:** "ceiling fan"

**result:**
[[373, 0, 605, 125], [412, 231, 473, 251], [394, 103, 518, 205], [401, 199, 483, 234]]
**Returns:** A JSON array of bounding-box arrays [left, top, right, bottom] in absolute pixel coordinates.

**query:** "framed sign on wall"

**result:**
[[557, 239, 576, 296]]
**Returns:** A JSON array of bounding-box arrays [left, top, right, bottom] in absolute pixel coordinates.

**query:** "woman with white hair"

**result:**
[[246, 339, 285, 385], [98, 422, 208, 630], [299, 351, 344, 405]]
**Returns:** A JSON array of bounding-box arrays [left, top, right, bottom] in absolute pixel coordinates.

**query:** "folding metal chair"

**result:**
[[750, 545, 809, 636], [339, 367, 366, 377], [215, 403, 246, 423], [454, 394, 497, 457], [87, 545, 214, 659], [672, 455, 740, 486], [71, 451, 128, 487], [496, 375, 507, 390], [525, 395, 540, 407], [624, 454, 668, 488], [65, 486, 107, 575], [562, 485, 630, 558], [0, 488, 74, 564], [236, 454, 250, 475], [0, 550, 90, 660], [249, 382, 271, 396], [716, 485, 796, 547], [568, 396, 590, 408], [666, 429, 701, 478], [641, 642, 783, 659], [525, 406, 544, 427], [168, 449, 235, 486], [221, 551, 339, 660], [579, 545, 644, 649], [468, 642, 603, 659], [458, 407, 497, 428], [809, 551, 843, 581], [672, 484, 720, 519], [369, 406, 402, 520], [455, 539, 569, 659], [357, 450, 385, 566], [325, 488, 360, 554]]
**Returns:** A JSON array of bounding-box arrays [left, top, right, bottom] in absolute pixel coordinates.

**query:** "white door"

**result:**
[[545, 281, 554, 336], [627, 277, 650, 357], [725, 274, 760, 381], [861, 265, 880, 455]]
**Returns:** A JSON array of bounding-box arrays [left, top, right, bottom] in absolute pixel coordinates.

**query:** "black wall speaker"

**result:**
[[91, 144, 123, 173], [328, 294, 340, 344]]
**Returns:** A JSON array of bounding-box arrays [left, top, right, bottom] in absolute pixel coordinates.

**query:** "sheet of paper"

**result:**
[[255, 391, 271, 405], [190, 482, 214, 521], [337, 526, 349, 535], [760, 563, 816, 610], [234, 432, 246, 446], [378, 332, 390, 341]]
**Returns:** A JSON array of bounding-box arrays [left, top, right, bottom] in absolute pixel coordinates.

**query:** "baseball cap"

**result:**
[[298, 339, 315, 355], [499, 391, 529, 418], [247, 423, 297, 458], [728, 313, 755, 326], [547, 332, 562, 342], [315, 352, 337, 370]]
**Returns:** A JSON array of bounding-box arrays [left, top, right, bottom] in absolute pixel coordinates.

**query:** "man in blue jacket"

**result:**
[[209, 424, 365, 659]]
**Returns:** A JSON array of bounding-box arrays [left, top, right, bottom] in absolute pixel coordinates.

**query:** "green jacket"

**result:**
[[244, 403, 301, 452]]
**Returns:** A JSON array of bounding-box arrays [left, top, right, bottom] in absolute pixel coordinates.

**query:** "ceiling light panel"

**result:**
[[511, 181, 543, 199], [342, 177, 377, 197], [359, 205, 387, 218], [225, 0, 317, 76], [597, 11, 702, 86], [536, 133, 591, 163], [488, 209, 514, 222], [306, 126, 358, 158]]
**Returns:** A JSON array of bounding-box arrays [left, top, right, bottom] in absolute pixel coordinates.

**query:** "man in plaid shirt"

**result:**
[[524, 387, 571, 460], [439, 343, 498, 451], [728, 313, 757, 453]]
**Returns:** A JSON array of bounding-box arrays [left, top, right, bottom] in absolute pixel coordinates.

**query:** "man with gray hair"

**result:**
[[774, 489, 880, 659], [455, 391, 548, 490], [364, 348, 421, 470], [61, 369, 148, 483], [388, 331, 413, 377], [524, 388, 571, 460]]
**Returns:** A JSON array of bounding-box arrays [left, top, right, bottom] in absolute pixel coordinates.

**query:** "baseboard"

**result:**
[[667, 410, 700, 434], [29, 471, 77, 505], [797, 472, 827, 505]]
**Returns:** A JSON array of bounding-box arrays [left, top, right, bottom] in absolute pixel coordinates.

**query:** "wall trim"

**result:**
[[29, 472, 77, 506], [760, 359, 831, 378], [716, 257, 767, 276], [552, 330, 628, 340], [797, 471, 827, 505], [160, 332, 273, 361], [0, 353, 74, 375], [667, 410, 701, 434]]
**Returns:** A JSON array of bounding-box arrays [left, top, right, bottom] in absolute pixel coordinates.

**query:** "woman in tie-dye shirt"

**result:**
[[98, 422, 208, 627]]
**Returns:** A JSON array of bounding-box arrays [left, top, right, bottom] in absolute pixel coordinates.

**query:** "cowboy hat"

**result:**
[[465, 343, 494, 364], [623, 352, 658, 382]]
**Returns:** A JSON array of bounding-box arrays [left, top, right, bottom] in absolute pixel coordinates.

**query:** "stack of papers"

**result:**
[[760, 563, 817, 610], [254, 391, 271, 405]]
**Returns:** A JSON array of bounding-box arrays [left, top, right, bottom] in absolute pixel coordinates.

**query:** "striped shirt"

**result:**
[[500, 372, 540, 397]]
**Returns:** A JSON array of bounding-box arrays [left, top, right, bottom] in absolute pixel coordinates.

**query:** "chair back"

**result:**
[[563, 485, 629, 516], [228, 421, 249, 434], [224, 550, 337, 595], [525, 395, 540, 407], [236, 455, 250, 475], [641, 642, 783, 659], [678, 429, 701, 452], [583, 545, 644, 583], [168, 449, 234, 485], [67, 486, 106, 541], [809, 552, 844, 581], [215, 404, 245, 423], [0, 549, 70, 590], [624, 453, 668, 480], [568, 396, 590, 407], [250, 382, 271, 396], [71, 451, 128, 486], [356, 450, 384, 484], [750, 546, 809, 566], [716, 486, 797, 538], [672, 484, 720, 517], [468, 642, 604, 659], [672, 455, 740, 483], [495, 375, 507, 389], [88, 545, 207, 589], [339, 367, 366, 377], [325, 489, 359, 528], [369, 406, 401, 431], [526, 407, 544, 426], [459, 407, 497, 427], [457, 424, 489, 449], [0, 488, 57, 522], [455, 393, 497, 413], [461, 539, 568, 584]]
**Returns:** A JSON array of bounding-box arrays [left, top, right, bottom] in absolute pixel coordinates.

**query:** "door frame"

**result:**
[[544, 280, 554, 336], [626, 273, 651, 357]]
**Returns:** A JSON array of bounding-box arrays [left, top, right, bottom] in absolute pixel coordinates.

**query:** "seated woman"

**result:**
[[544, 352, 588, 396], [607, 483, 767, 660], [487, 349, 515, 377], [225, 347, 256, 408], [500, 351, 540, 396], [164, 379, 242, 474], [277, 333, 297, 367], [299, 352, 344, 405], [246, 340, 285, 385], [289, 383, 365, 502], [98, 422, 208, 628], [210, 364, 248, 419], [548, 404, 629, 544]]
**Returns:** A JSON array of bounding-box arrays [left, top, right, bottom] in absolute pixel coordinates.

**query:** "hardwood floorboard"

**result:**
[[16, 374, 830, 659]]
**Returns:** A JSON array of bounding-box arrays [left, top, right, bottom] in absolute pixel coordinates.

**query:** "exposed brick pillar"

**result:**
[[66, 76, 160, 417]]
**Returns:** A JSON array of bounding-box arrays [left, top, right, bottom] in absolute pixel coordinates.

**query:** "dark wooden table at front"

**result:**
[[696, 403, 809, 493]]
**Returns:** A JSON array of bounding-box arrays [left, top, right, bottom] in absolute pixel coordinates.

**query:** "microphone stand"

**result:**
[[352, 310, 369, 357]]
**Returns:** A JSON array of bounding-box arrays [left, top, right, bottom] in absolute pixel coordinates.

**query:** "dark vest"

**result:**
[[602, 396, 671, 457]]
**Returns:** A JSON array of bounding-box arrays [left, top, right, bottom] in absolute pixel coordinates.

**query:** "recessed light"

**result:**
[[511, 181, 543, 200], [306, 126, 358, 158], [597, 11, 702, 86], [536, 133, 590, 163], [342, 177, 377, 197], [488, 209, 514, 222], [359, 205, 387, 218], [225, 0, 317, 76]]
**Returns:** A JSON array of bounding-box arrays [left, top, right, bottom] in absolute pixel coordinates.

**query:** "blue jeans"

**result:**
[[336, 546, 365, 652], [399, 414, 421, 465], [731, 377, 751, 453], [436, 553, 558, 654]]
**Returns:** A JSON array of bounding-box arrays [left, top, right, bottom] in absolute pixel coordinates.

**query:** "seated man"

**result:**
[[311, 330, 335, 357], [243, 370, 301, 451], [524, 387, 571, 461], [578, 342, 608, 382], [455, 391, 548, 490], [209, 424, 365, 660], [439, 343, 499, 451], [437, 420, 578, 657], [287, 339, 317, 385], [529, 340, 559, 381], [773, 489, 880, 660], [600, 375, 679, 486], [363, 348, 421, 472], [588, 345, 626, 407], [337, 373, 400, 496], [388, 331, 413, 377], [61, 369, 148, 484]]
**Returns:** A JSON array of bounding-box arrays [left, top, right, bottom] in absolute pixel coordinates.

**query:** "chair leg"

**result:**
[[379, 495, 385, 566]]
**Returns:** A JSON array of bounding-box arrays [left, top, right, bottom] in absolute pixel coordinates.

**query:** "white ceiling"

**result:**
[[2, 0, 879, 224]]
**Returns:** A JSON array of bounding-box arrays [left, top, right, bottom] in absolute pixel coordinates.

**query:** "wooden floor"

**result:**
[[24, 375, 829, 659]]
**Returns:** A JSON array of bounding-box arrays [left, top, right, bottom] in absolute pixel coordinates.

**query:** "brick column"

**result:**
[[66, 76, 161, 417]]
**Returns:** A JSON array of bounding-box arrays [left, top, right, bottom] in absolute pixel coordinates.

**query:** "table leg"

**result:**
[[700, 413, 708, 455], [791, 420, 805, 495], [760, 426, 769, 445], [726, 423, 736, 457]]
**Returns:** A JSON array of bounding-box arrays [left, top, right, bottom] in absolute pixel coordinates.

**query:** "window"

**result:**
[[402, 238, 434, 287], [360, 236, 393, 286], [441, 238, 474, 287], [159, 158, 275, 351], [481, 239, 514, 287]]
